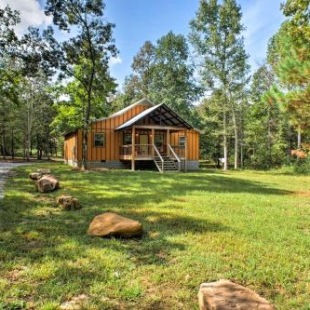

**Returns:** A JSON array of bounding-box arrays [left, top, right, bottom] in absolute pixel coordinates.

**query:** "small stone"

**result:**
[[59, 294, 89, 310], [57, 195, 81, 210], [29, 172, 42, 180], [198, 279, 274, 310], [88, 212, 143, 238], [37, 168, 51, 174]]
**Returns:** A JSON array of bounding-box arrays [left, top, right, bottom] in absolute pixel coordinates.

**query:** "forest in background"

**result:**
[[0, 0, 309, 171]]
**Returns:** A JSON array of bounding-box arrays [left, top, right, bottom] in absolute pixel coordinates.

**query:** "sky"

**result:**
[[1, 0, 285, 88]]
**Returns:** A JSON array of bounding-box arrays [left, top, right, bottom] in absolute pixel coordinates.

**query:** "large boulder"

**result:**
[[57, 195, 81, 210], [198, 280, 274, 310], [88, 212, 143, 238], [36, 175, 59, 193]]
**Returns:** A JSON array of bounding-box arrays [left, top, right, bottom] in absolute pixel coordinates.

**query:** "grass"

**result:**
[[0, 163, 310, 309]]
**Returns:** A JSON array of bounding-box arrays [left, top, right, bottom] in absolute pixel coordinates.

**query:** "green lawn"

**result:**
[[0, 163, 309, 309]]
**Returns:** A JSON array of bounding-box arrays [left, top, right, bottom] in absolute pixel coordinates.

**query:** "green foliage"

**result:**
[[244, 65, 288, 169], [0, 5, 20, 57], [151, 31, 200, 121], [190, 0, 249, 169], [45, 0, 118, 167], [119, 32, 199, 122], [293, 156, 310, 174], [131, 40, 155, 98], [268, 7, 310, 137]]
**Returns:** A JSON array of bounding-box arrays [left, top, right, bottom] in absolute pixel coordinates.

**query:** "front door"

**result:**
[[139, 134, 149, 155], [155, 131, 165, 155]]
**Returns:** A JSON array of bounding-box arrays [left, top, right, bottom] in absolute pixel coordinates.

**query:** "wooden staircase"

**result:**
[[154, 156, 179, 173]]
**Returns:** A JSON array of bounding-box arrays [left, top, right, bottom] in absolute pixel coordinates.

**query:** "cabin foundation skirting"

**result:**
[[66, 160, 128, 169], [181, 160, 199, 171], [65, 159, 79, 167]]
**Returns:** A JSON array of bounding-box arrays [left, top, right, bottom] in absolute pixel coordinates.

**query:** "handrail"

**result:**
[[153, 144, 164, 172], [168, 144, 181, 171]]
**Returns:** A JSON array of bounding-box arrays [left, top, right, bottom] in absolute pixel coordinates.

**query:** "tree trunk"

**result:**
[[11, 128, 14, 159], [26, 97, 32, 161], [82, 129, 88, 170], [297, 124, 301, 149], [2, 126, 6, 160], [267, 108, 272, 169], [223, 108, 228, 171], [232, 108, 238, 169]]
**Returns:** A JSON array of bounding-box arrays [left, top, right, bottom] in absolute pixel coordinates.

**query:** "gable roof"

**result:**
[[94, 98, 153, 123], [116, 103, 193, 130]]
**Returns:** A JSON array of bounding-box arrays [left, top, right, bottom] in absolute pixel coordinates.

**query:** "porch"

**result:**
[[118, 126, 188, 172], [115, 103, 194, 172]]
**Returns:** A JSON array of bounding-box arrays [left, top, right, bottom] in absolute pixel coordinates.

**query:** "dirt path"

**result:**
[[0, 163, 29, 199]]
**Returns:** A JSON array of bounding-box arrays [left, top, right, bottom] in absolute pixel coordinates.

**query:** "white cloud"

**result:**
[[0, 0, 52, 35], [109, 56, 122, 66]]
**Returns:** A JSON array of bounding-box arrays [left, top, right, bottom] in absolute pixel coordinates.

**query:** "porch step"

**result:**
[[154, 156, 179, 173]]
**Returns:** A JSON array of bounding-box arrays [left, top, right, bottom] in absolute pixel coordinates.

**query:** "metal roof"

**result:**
[[116, 103, 193, 130], [94, 98, 153, 123]]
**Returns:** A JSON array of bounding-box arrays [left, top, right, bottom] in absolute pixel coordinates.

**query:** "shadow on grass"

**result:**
[[0, 190, 228, 266], [0, 164, 298, 307]]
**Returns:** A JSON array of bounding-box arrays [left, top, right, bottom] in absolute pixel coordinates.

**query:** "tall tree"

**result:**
[[45, 0, 118, 169], [0, 6, 20, 158], [122, 32, 199, 121], [244, 65, 287, 168], [131, 41, 155, 98], [267, 7, 310, 152], [190, 0, 249, 170], [151, 31, 199, 121]]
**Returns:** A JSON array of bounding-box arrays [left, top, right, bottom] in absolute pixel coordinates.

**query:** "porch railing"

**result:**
[[119, 144, 153, 158], [168, 144, 181, 171], [153, 144, 164, 172], [120, 144, 185, 161]]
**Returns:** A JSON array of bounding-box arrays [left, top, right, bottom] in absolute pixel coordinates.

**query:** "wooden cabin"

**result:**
[[64, 98, 200, 172]]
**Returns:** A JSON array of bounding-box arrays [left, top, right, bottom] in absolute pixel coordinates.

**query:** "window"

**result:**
[[94, 133, 105, 147], [123, 133, 132, 145], [179, 136, 186, 147]]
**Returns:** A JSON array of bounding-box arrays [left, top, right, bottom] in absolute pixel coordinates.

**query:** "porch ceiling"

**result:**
[[115, 103, 193, 130]]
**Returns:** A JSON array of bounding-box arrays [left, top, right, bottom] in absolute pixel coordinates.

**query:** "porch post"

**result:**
[[131, 126, 135, 171], [151, 128, 155, 158], [167, 129, 170, 157]]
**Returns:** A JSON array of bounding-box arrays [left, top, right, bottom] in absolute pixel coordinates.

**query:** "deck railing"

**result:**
[[119, 144, 153, 158], [168, 144, 181, 171], [153, 144, 164, 172], [120, 144, 185, 161]]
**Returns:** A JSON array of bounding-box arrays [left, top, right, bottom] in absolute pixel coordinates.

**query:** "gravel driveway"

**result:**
[[0, 162, 29, 199]]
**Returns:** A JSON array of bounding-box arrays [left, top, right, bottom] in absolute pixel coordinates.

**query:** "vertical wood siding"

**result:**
[[65, 101, 200, 162], [170, 130, 200, 160], [64, 132, 77, 161]]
